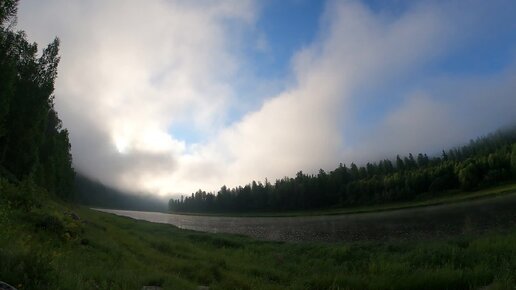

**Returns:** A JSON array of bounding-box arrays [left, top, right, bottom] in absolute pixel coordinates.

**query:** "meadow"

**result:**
[[1, 193, 516, 289]]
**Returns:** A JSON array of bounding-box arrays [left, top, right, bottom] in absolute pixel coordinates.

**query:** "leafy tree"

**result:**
[[457, 160, 480, 190], [350, 163, 359, 180], [0, 0, 17, 26], [512, 144, 516, 177], [441, 150, 448, 161], [396, 155, 405, 171], [0, 0, 74, 200]]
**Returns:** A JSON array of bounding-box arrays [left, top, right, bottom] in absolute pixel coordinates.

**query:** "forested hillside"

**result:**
[[74, 174, 168, 212], [0, 0, 74, 200], [170, 128, 516, 213]]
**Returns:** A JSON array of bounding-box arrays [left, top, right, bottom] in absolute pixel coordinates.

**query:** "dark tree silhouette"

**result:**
[[0, 0, 74, 200]]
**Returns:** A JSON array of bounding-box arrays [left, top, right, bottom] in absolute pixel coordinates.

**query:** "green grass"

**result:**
[[1, 196, 516, 289], [172, 183, 516, 217]]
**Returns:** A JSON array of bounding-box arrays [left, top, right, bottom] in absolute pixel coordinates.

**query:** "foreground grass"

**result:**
[[1, 199, 516, 290], [172, 183, 516, 217]]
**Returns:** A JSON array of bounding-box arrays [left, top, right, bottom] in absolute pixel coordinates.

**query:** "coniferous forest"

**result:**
[[0, 0, 74, 201], [169, 128, 516, 213]]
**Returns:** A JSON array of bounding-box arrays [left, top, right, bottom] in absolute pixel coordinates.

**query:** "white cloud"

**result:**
[[351, 67, 516, 164], [18, 0, 257, 194], [16, 0, 516, 196], [178, 0, 456, 189]]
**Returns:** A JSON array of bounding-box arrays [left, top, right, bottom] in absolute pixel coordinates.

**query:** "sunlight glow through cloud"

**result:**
[[114, 137, 128, 154]]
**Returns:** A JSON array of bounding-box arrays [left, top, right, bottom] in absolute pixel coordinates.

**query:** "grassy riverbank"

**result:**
[[1, 196, 516, 289], [171, 183, 516, 217]]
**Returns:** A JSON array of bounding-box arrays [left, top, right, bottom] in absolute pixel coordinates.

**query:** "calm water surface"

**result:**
[[95, 193, 516, 242]]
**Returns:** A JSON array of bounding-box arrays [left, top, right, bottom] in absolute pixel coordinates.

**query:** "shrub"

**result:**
[[0, 178, 42, 212], [35, 214, 65, 235]]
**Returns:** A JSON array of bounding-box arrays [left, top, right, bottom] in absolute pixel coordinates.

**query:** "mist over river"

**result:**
[[95, 193, 516, 242]]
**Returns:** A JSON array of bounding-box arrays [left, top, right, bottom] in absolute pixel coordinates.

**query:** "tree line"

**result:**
[[169, 128, 516, 213], [0, 0, 74, 200]]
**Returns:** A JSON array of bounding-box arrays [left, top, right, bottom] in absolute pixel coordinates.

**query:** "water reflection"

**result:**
[[95, 193, 516, 242]]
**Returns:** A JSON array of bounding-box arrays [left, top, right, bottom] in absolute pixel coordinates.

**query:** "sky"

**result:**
[[17, 0, 516, 197]]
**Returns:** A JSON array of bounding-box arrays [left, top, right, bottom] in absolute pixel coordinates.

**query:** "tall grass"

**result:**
[[1, 194, 515, 289]]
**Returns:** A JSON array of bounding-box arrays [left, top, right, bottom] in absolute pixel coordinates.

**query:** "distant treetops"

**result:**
[[0, 0, 74, 199], [170, 128, 516, 213]]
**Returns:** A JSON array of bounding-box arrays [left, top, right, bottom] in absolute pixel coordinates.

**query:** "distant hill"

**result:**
[[74, 174, 168, 212]]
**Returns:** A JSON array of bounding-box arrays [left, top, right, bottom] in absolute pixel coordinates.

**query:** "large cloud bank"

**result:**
[[17, 0, 516, 196]]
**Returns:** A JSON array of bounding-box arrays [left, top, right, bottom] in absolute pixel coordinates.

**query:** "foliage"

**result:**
[[35, 214, 65, 235], [0, 0, 17, 34], [512, 144, 516, 178], [0, 177, 43, 212], [0, 0, 74, 200], [170, 128, 516, 213]]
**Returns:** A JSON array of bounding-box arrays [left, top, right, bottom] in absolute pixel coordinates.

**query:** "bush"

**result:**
[[0, 178, 42, 212], [35, 214, 65, 235], [457, 161, 481, 190]]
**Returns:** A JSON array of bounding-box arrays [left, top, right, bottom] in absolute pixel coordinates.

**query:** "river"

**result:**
[[95, 193, 516, 242]]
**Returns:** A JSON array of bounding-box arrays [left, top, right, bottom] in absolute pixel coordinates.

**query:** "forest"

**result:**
[[74, 174, 168, 212], [170, 128, 516, 213], [0, 0, 74, 201]]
